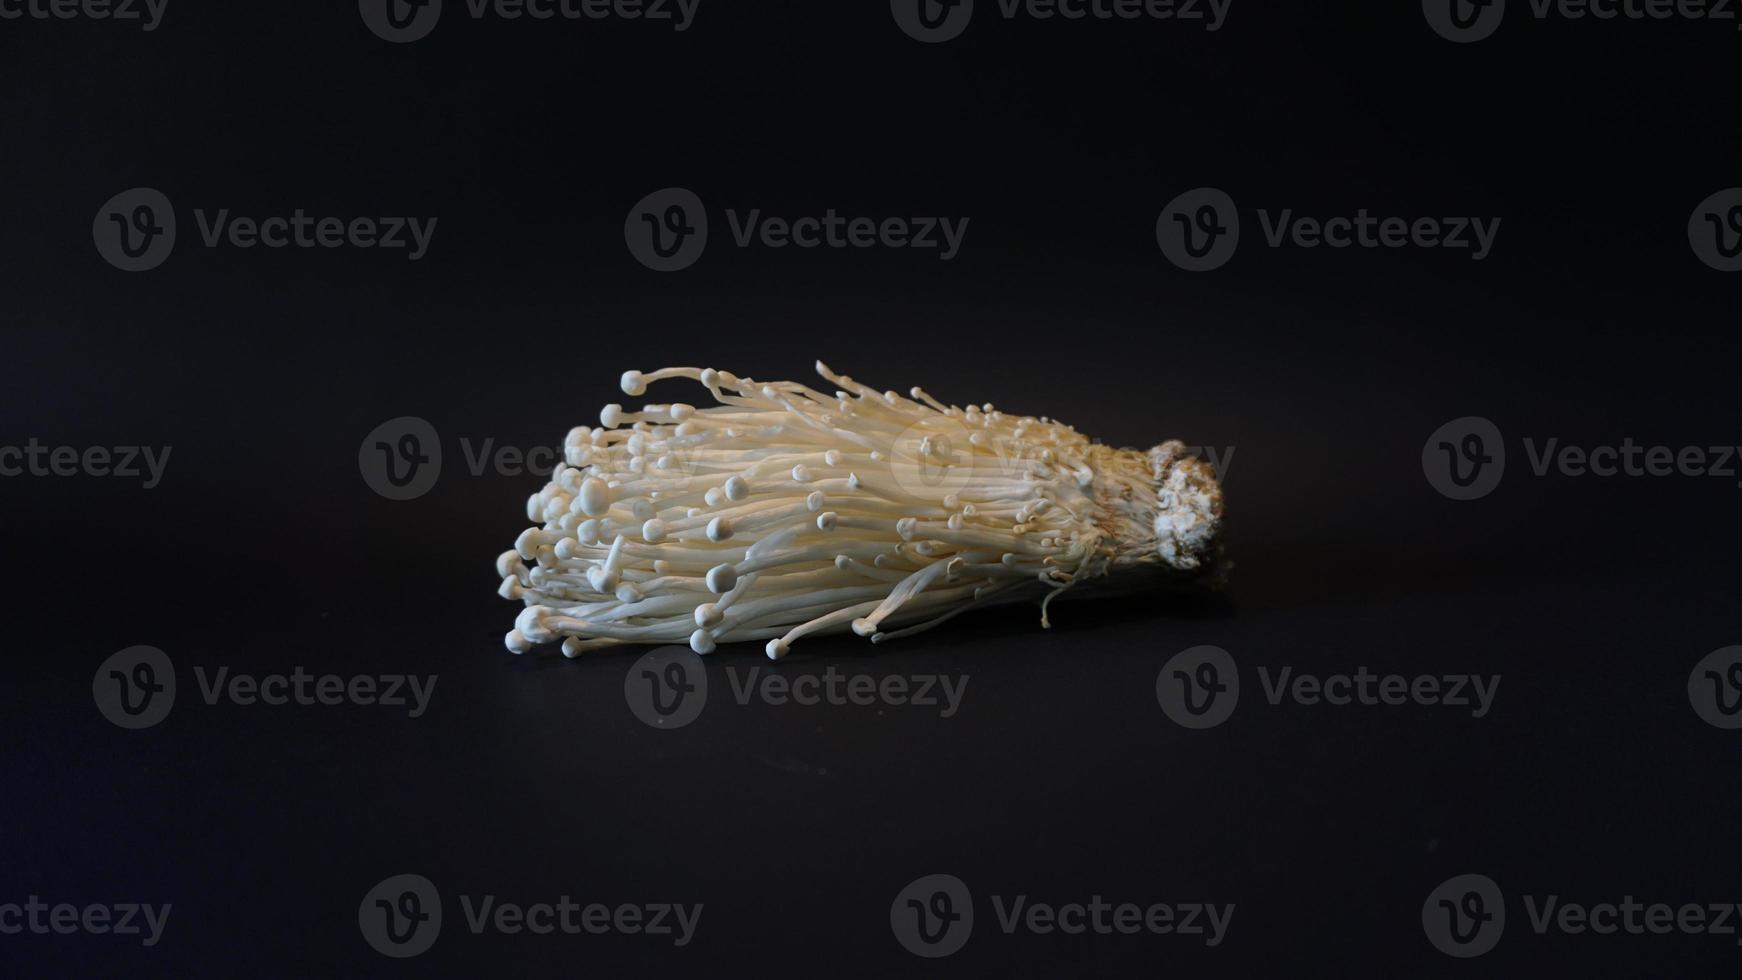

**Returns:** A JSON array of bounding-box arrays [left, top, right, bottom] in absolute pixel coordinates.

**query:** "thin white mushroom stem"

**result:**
[[765, 602, 884, 661], [720, 586, 894, 630], [871, 591, 1018, 643], [850, 560, 958, 637], [498, 361, 1226, 659]]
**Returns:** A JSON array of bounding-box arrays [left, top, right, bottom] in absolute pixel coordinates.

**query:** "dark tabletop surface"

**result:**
[[3, 2, 1741, 976]]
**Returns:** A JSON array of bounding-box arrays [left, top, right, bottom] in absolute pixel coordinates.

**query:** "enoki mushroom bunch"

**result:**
[[497, 362, 1225, 660]]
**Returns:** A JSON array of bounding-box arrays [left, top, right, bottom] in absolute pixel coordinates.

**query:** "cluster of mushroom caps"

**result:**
[[497, 362, 1225, 659]]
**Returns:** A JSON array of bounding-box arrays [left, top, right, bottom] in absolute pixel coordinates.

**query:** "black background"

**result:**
[[4, 0, 1741, 975]]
